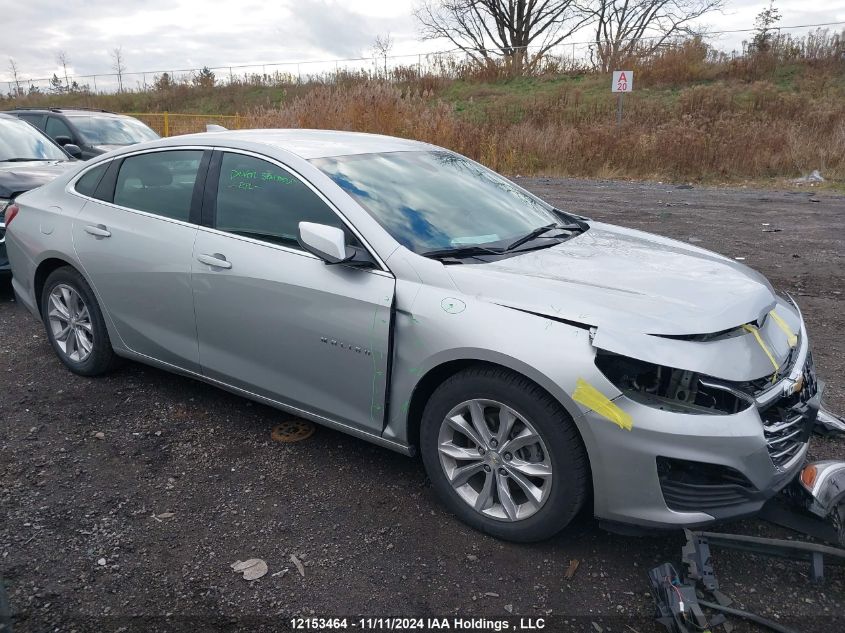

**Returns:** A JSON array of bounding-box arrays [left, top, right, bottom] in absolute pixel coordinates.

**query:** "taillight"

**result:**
[[4, 204, 19, 226]]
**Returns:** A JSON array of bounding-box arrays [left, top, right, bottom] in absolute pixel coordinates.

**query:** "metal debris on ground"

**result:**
[[271, 419, 316, 443], [290, 553, 305, 577], [673, 527, 845, 631], [648, 562, 723, 633], [815, 407, 845, 437], [231, 558, 268, 581]]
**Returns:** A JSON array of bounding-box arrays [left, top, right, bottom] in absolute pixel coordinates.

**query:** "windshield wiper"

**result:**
[[0, 158, 57, 162], [421, 245, 504, 261], [505, 223, 583, 252]]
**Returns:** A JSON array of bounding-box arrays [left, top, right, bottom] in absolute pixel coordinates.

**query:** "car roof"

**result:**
[[157, 128, 436, 159], [3, 107, 120, 116]]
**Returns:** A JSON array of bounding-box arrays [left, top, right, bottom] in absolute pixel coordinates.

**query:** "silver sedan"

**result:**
[[5, 129, 827, 541]]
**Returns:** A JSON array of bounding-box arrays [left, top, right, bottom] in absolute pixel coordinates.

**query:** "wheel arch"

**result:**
[[32, 256, 127, 353], [405, 358, 588, 460], [34, 257, 76, 316]]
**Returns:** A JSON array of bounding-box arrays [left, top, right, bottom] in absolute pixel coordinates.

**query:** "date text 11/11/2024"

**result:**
[[290, 617, 548, 631]]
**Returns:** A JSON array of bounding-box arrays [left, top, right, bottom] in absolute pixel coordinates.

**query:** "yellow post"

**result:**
[[163, 111, 169, 137]]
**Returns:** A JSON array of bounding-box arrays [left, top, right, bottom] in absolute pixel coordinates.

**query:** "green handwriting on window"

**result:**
[[229, 169, 294, 186], [229, 181, 261, 191]]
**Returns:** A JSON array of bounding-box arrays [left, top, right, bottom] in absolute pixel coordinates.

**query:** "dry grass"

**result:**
[[4, 30, 844, 182], [241, 74, 845, 181]]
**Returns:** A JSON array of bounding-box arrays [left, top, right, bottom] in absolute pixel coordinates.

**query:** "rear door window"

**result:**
[[114, 150, 203, 222]]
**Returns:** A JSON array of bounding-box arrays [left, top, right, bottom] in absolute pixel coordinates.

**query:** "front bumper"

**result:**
[[587, 318, 819, 529]]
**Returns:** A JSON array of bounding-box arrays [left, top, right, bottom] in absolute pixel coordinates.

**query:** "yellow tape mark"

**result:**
[[769, 310, 798, 348], [741, 324, 779, 380], [572, 378, 633, 431]]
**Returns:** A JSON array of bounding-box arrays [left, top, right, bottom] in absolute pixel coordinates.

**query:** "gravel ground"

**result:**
[[1, 177, 843, 633]]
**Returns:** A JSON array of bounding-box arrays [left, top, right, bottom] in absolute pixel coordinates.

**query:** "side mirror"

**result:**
[[54, 135, 73, 146], [63, 144, 83, 159], [298, 222, 353, 264]]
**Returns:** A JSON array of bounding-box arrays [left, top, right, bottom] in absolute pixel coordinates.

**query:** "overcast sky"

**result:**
[[2, 0, 843, 84]]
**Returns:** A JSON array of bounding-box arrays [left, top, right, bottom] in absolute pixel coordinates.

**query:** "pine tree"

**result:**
[[751, 1, 782, 53]]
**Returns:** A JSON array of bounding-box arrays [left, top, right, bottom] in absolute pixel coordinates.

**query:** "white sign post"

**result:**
[[611, 70, 633, 125]]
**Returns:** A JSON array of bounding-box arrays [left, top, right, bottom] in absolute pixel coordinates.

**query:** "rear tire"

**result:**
[[420, 365, 589, 542], [41, 266, 119, 376]]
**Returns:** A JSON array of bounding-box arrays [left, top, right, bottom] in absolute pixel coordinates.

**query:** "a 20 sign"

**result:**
[[612, 71, 633, 93]]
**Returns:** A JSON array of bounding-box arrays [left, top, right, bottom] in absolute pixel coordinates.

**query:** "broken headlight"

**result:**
[[595, 351, 755, 415]]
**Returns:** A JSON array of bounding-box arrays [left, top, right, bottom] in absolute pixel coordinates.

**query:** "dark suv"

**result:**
[[3, 108, 159, 160]]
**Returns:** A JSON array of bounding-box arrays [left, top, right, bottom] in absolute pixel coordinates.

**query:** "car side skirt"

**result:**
[[117, 347, 415, 456]]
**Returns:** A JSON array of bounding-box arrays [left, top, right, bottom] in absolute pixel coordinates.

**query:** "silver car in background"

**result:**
[[5, 130, 826, 541]]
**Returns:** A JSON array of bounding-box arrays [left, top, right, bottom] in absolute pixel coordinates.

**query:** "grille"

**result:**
[[657, 457, 757, 512], [660, 481, 754, 512], [762, 409, 808, 469], [760, 353, 817, 471]]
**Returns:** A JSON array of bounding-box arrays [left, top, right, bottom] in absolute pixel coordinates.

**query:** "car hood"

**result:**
[[0, 160, 77, 198], [446, 222, 777, 337]]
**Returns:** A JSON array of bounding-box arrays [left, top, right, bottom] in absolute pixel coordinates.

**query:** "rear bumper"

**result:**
[[12, 275, 39, 317]]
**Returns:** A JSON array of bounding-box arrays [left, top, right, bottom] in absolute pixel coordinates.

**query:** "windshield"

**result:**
[[311, 150, 562, 254], [0, 116, 68, 162], [66, 114, 159, 145]]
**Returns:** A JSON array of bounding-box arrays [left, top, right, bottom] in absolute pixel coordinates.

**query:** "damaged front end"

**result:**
[[594, 346, 821, 473], [579, 296, 839, 528]]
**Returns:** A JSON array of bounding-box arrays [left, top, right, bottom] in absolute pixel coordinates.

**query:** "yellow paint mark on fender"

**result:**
[[769, 310, 798, 348], [741, 323, 779, 380], [572, 378, 633, 431]]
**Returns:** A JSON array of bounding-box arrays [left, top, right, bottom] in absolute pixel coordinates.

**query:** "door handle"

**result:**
[[84, 224, 111, 238], [197, 253, 232, 269]]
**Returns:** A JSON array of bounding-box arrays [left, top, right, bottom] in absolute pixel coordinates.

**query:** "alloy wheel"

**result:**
[[47, 284, 94, 363], [437, 399, 553, 522]]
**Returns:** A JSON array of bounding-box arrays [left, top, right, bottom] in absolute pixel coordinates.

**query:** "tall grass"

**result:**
[[4, 30, 844, 181], [243, 78, 845, 180]]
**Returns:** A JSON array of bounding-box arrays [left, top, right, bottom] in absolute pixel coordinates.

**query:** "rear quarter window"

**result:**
[[74, 163, 109, 197]]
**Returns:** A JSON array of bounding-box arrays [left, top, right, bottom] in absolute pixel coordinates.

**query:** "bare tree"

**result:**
[[111, 46, 126, 92], [8, 58, 23, 97], [57, 50, 71, 91], [414, 0, 591, 73], [580, 0, 724, 71], [372, 32, 394, 77]]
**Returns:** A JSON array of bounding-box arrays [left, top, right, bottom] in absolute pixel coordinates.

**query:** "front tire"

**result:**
[[41, 266, 119, 376], [420, 366, 589, 542]]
